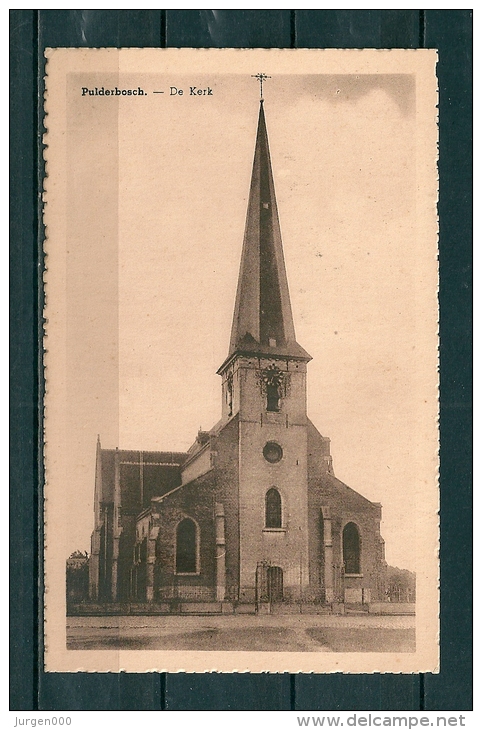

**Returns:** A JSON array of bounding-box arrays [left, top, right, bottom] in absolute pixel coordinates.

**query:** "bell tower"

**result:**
[[217, 97, 313, 603]]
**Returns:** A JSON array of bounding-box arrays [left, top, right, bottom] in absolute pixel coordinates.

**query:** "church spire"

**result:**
[[221, 101, 311, 370]]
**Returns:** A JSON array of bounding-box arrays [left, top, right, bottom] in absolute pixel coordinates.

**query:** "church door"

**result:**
[[267, 566, 283, 603]]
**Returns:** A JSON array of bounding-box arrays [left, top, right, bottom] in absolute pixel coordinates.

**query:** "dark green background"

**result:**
[[10, 9, 472, 711]]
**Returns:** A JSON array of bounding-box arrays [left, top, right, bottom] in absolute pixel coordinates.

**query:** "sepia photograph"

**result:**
[[43, 48, 439, 673]]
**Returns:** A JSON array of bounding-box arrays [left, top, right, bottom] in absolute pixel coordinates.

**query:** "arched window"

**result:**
[[343, 522, 361, 574], [227, 376, 233, 416], [265, 488, 282, 528], [176, 518, 198, 574], [266, 382, 280, 412]]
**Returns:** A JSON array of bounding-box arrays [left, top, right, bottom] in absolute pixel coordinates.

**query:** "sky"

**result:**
[[60, 68, 435, 573]]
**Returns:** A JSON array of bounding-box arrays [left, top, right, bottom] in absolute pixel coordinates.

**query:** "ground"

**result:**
[[67, 614, 415, 653]]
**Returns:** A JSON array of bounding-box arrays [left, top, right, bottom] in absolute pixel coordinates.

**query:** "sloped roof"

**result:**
[[97, 448, 188, 505]]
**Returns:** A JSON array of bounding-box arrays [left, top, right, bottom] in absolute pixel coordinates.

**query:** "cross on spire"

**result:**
[[251, 73, 271, 101]]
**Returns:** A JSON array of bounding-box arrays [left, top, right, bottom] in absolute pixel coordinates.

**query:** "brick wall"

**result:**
[[212, 416, 240, 602], [307, 420, 386, 601], [152, 473, 217, 600]]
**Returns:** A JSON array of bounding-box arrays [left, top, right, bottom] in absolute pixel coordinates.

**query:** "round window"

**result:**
[[263, 441, 283, 464]]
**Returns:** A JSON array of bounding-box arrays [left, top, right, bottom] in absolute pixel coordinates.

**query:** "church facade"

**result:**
[[89, 101, 387, 609]]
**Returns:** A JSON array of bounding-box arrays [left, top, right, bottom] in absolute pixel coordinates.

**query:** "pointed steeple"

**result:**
[[220, 102, 311, 371]]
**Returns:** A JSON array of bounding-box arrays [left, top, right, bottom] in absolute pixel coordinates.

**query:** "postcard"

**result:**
[[44, 48, 439, 672]]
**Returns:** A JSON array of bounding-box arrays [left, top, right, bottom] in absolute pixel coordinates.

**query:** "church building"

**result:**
[[89, 98, 387, 609]]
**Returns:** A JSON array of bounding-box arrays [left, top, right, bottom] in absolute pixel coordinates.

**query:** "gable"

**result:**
[[307, 419, 381, 517], [315, 472, 381, 518]]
